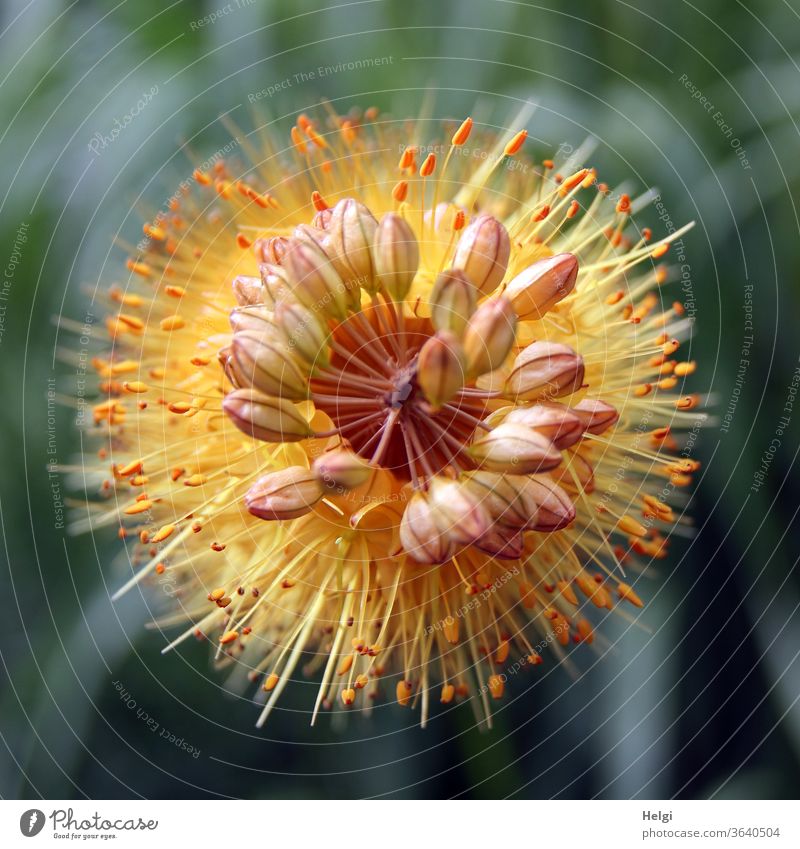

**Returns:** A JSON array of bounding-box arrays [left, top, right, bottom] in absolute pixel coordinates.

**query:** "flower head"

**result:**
[[83, 107, 700, 727]]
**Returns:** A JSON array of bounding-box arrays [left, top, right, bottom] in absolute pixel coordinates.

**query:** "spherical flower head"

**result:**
[[82, 107, 701, 728]]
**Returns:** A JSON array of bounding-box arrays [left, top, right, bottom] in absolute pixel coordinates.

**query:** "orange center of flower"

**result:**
[[310, 305, 489, 482]]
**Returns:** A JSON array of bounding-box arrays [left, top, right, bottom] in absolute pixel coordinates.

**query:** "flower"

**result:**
[[81, 106, 701, 728]]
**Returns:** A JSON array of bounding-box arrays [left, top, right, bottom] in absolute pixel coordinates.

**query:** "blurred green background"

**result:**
[[2, 0, 799, 799]]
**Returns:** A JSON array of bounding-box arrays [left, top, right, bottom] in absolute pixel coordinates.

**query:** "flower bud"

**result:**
[[503, 253, 578, 319], [504, 402, 583, 449], [259, 263, 290, 307], [293, 223, 329, 253], [312, 449, 372, 491], [452, 214, 510, 294], [373, 213, 419, 300], [461, 471, 540, 529], [526, 475, 576, 530], [223, 387, 313, 443], [462, 296, 517, 378], [312, 208, 333, 230], [504, 341, 585, 402], [232, 275, 264, 306], [282, 239, 348, 320], [232, 329, 309, 400], [473, 526, 524, 560], [571, 398, 619, 434], [218, 345, 242, 388], [229, 305, 283, 336], [245, 466, 324, 521], [430, 269, 477, 335], [274, 299, 329, 366], [469, 422, 562, 474], [328, 198, 378, 283], [257, 236, 290, 264], [417, 330, 467, 411], [428, 477, 490, 545], [400, 492, 454, 564], [551, 451, 595, 493]]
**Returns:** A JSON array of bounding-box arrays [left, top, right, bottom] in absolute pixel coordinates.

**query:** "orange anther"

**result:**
[[420, 153, 436, 177], [150, 524, 175, 544], [392, 180, 408, 202], [160, 315, 185, 331], [504, 129, 527, 156], [451, 116, 473, 146]]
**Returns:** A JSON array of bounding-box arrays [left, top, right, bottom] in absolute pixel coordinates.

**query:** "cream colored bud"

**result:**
[[293, 223, 329, 253], [232, 329, 309, 400], [463, 296, 517, 378], [551, 451, 595, 493], [417, 330, 467, 411], [469, 422, 562, 474], [312, 208, 333, 230], [373, 213, 419, 300], [571, 398, 620, 434], [526, 475, 576, 530], [452, 214, 510, 294], [504, 402, 583, 449], [312, 450, 372, 491], [328, 198, 379, 283], [257, 236, 290, 264], [274, 299, 329, 366], [473, 526, 524, 560], [428, 477, 490, 545], [245, 466, 324, 521], [504, 341, 585, 402], [461, 471, 540, 530], [282, 239, 348, 320], [503, 253, 578, 319], [259, 263, 290, 307], [430, 269, 477, 335], [229, 305, 283, 336], [232, 275, 264, 306], [400, 492, 454, 564], [218, 345, 242, 388], [223, 388, 313, 443]]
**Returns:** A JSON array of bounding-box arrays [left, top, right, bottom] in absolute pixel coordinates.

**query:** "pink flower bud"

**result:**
[[232, 275, 264, 306], [461, 471, 540, 529], [452, 214, 510, 294], [468, 422, 562, 474], [428, 477, 490, 545], [400, 492, 454, 564], [430, 268, 477, 335], [328, 198, 379, 283], [504, 402, 583, 448], [245, 466, 324, 521], [571, 398, 620, 434], [274, 299, 329, 366], [312, 449, 373, 491], [472, 525, 524, 559], [223, 387, 313, 443], [503, 253, 578, 319], [373, 212, 419, 300], [462, 296, 517, 378], [257, 236, 290, 264], [526, 475, 576, 530], [417, 330, 467, 411], [505, 341, 585, 402], [282, 239, 348, 320], [232, 329, 309, 400]]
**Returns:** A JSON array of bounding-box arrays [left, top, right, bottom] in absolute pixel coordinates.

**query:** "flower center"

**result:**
[[309, 303, 487, 483]]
